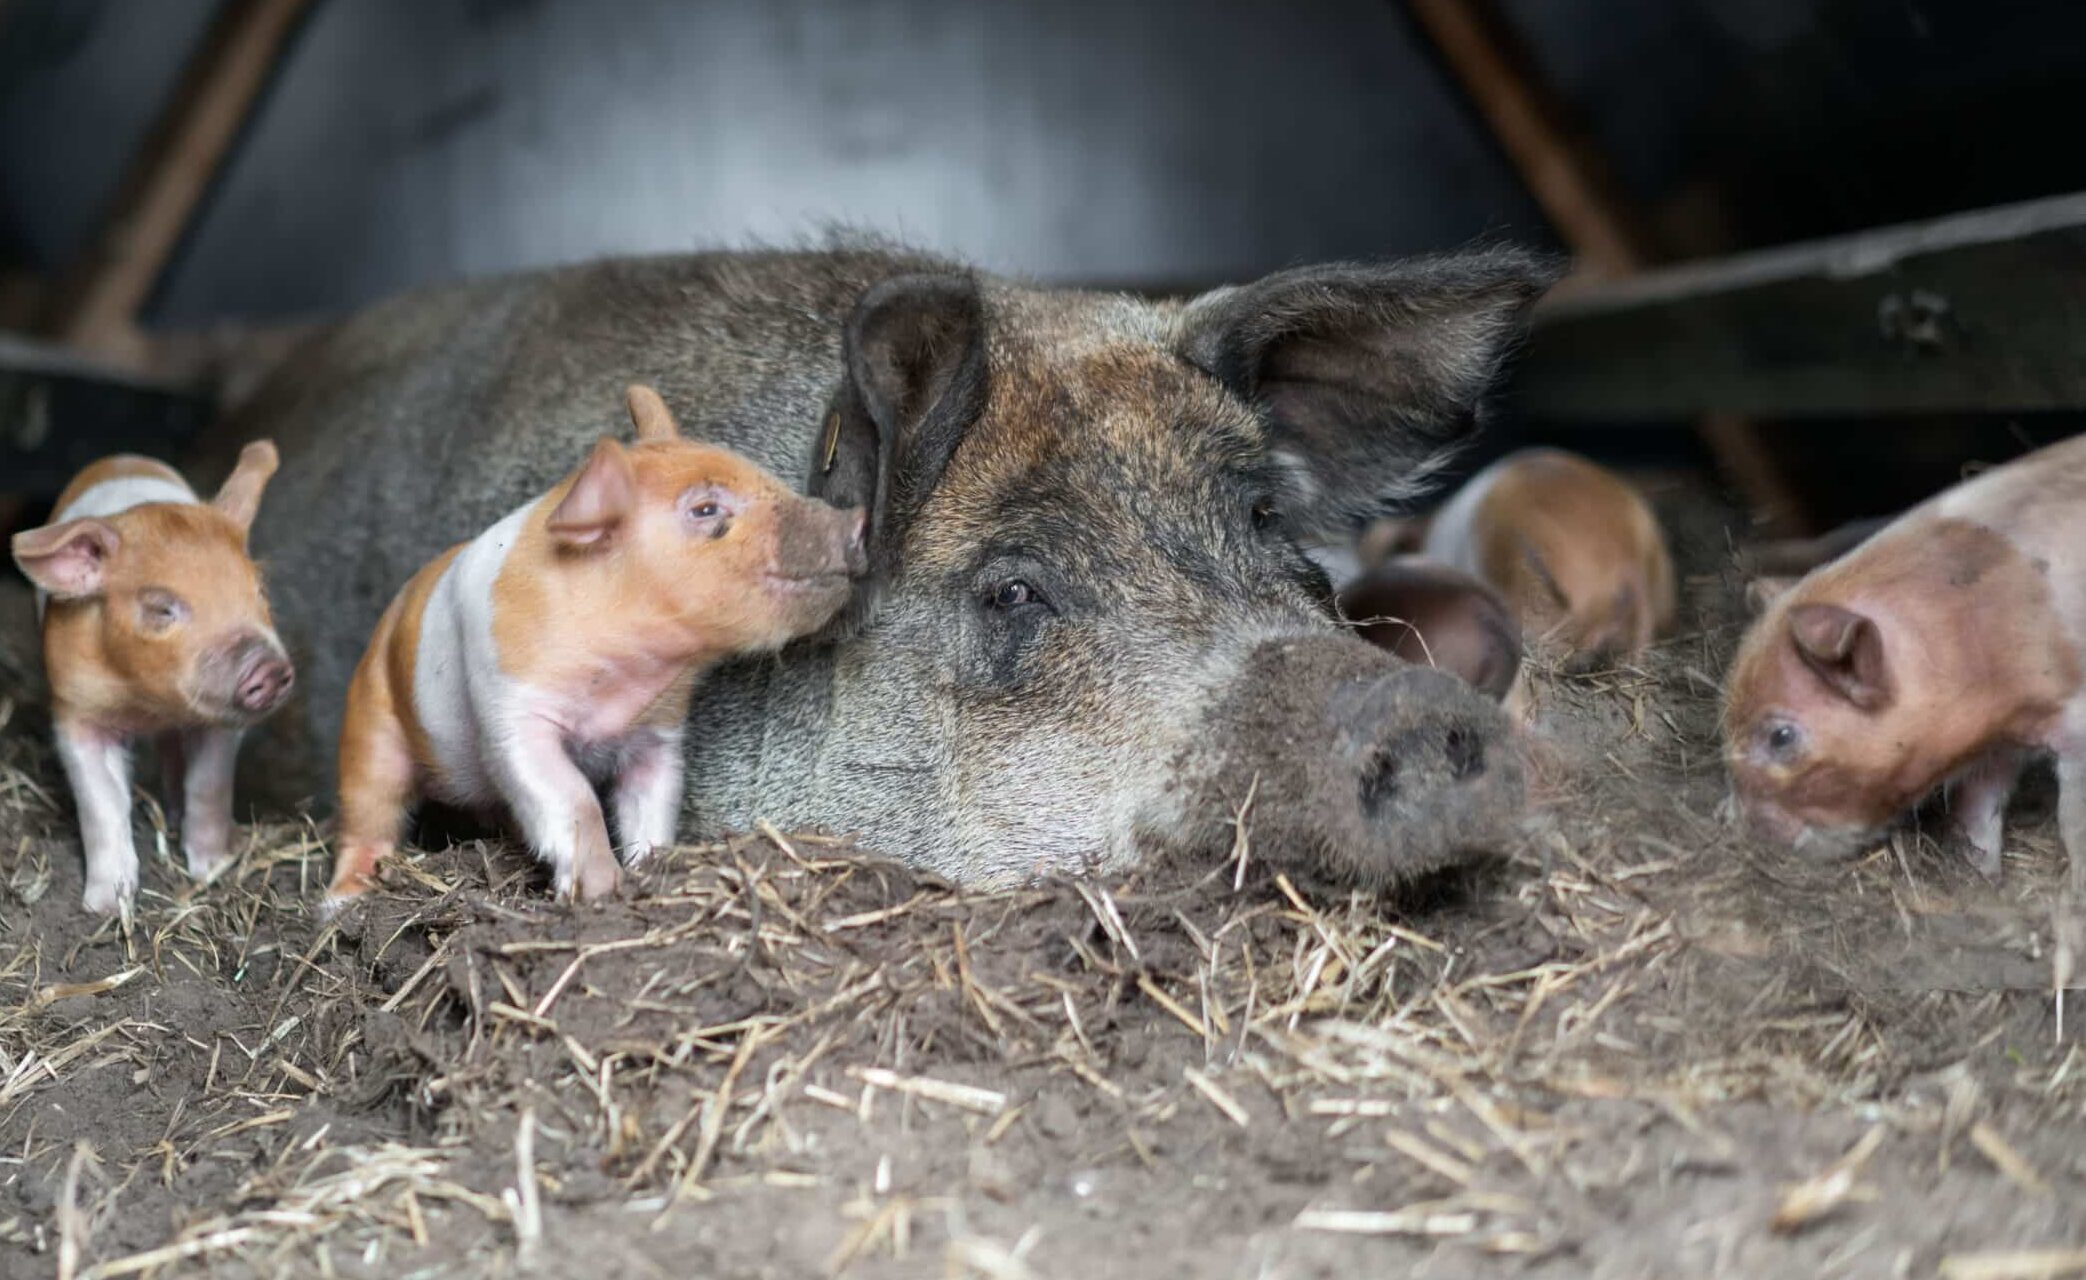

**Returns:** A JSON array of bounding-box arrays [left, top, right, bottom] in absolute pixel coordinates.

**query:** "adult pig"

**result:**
[[228, 244, 1553, 889]]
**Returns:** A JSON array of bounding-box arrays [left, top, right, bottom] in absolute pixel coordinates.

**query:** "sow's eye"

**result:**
[[987, 579, 1044, 611], [1250, 496, 1278, 532], [969, 562, 1060, 685], [137, 588, 190, 633]]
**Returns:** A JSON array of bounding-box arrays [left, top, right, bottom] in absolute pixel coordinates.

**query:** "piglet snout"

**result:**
[[840, 508, 868, 576], [1736, 792, 1805, 847], [777, 500, 869, 580], [233, 646, 295, 715]]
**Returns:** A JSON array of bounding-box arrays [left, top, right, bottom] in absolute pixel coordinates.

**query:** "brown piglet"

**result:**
[[322, 386, 866, 911], [1399, 449, 1675, 665], [1339, 556, 1522, 703], [12, 445, 293, 914], [1724, 433, 2086, 885]]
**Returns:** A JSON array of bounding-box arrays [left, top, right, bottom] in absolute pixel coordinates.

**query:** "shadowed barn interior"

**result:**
[[4, 3, 2086, 1277]]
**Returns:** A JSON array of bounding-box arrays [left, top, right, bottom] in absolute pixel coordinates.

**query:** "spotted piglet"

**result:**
[[1415, 449, 1675, 665], [323, 386, 866, 910], [1725, 433, 2086, 886], [12, 444, 294, 914]]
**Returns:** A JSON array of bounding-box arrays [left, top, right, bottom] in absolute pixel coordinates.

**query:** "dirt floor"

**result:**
[[3, 482, 2084, 1280]]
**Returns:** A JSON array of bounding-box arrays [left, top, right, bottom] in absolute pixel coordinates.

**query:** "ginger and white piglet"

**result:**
[[12, 444, 294, 914], [1402, 449, 1675, 664], [322, 386, 866, 910], [1725, 433, 2086, 886]]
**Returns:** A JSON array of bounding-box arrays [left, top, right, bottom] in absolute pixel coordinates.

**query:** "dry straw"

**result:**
[[1, 581, 2083, 1275]]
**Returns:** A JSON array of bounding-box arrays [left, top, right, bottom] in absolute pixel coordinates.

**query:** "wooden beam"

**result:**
[[1403, 0, 1653, 278], [1401, 0, 1801, 529], [1514, 192, 2086, 421], [43, 0, 311, 365]]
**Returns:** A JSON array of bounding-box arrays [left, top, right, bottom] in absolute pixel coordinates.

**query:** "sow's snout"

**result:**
[[1192, 635, 1524, 888]]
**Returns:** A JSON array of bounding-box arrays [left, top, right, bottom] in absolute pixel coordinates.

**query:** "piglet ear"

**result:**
[[1789, 602, 1893, 710], [547, 438, 638, 550], [1355, 515, 1428, 568], [1744, 576, 1796, 615], [12, 518, 121, 599], [625, 384, 681, 442], [212, 440, 280, 535]]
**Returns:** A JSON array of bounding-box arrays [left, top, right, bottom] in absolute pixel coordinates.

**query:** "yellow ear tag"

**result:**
[[820, 410, 842, 473]]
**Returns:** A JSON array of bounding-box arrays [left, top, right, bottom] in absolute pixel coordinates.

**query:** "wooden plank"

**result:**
[[44, 0, 312, 364], [1514, 192, 2086, 421], [0, 336, 214, 501], [1403, 0, 1652, 277], [1402, 0, 1800, 528]]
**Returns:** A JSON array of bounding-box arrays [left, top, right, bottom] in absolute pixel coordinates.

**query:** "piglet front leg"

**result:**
[[157, 731, 186, 830], [492, 717, 622, 903], [611, 726, 685, 870], [54, 718, 138, 914], [1948, 745, 2027, 883], [178, 727, 243, 879], [2060, 745, 2086, 899]]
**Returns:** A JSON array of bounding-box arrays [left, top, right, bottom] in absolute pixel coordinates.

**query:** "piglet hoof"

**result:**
[[562, 856, 623, 905], [1952, 834, 2005, 885], [315, 884, 366, 922], [316, 867, 373, 920], [183, 839, 234, 884], [320, 839, 394, 919], [621, 840, 663, 871], [81, 872, 138, 917]]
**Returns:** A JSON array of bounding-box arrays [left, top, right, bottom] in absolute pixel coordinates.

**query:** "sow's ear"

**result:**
[[13, 518, 121, 598], [808, 273, 988, 580], [1788, 601, 1894, 710], [212, 440, 280, 536], [1176, 248, 1559, 539]]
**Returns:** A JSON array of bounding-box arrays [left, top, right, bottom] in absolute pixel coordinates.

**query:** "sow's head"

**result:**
[[802, 250, 1557, 888]]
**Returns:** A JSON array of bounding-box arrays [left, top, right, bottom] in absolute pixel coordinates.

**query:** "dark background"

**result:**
[[4, 0, 2085, 520]]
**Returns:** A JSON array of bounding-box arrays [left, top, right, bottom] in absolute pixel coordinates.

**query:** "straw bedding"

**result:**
[[1, 485, 2082, 1279]]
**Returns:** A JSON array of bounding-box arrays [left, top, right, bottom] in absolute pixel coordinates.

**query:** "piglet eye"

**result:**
[[682, 491, 735, 535], [1764, 722, 1801, 757], [138, 589, 189, 631]]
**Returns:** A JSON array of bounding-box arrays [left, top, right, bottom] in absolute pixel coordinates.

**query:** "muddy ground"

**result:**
[[2, 480, 2083, 1280]]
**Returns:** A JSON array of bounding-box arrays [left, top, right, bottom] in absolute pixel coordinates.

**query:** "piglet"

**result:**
[[1724, 433, 2086, 886], [12, 445, 293, 913], [1339, 557, 1522, 703], [323, 385, 866, 910], [1410, 449, 1675, 664]]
